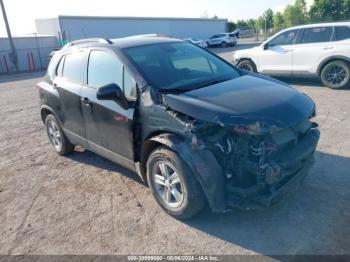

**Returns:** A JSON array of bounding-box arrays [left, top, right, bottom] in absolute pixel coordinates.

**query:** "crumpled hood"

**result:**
[[164, 74, 315, 129]]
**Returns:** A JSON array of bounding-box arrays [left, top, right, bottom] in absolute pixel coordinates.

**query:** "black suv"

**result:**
[[38, 36, 320, 219]]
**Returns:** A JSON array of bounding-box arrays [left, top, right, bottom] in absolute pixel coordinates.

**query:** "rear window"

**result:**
[[334, 26, 350, 41], [301, 27, 333, 44], [62, 51, 85, 83]]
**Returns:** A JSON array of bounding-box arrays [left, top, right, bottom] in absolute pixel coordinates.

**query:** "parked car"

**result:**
[[184, 38, 208, 48], [38, 36, 319, 219], [233, 22, 350, 89], [231, 29, 240, 38], [239, 28, 256, 38], [207, 33, 237, 47]]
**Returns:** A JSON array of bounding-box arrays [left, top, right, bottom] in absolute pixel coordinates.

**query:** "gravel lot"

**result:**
[[0, 48, 350, 256]]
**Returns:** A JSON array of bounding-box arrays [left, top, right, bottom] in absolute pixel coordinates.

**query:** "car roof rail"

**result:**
[[65, 38, 113, 47]]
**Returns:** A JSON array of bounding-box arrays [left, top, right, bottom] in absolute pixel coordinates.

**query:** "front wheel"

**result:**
[[221, 42, 228, 48], [237, 59, 257, 72], [320, 60, 350, 89], [146, 147, 206, 219]]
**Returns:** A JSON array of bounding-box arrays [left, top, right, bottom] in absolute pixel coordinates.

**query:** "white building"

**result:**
[[35, 16, 228, 46]]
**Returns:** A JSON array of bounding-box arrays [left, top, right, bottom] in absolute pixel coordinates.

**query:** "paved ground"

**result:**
[[0, 49, 350, 256]]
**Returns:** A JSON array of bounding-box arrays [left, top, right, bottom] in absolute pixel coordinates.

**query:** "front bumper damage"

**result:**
[[146, 98, 320, 213], [187, 115, 320, 212], [224, 127, 320, 210]]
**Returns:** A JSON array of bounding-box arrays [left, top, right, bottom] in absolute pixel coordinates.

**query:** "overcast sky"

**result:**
[[0, 0, 314, 37]]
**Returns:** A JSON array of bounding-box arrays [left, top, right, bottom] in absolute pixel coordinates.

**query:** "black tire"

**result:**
[[237, 59, 257, 72], [221, 42, 228, 48], [320, 60, 350, 89], [146, 146, 206, 219], [45, 114, 74, 156]]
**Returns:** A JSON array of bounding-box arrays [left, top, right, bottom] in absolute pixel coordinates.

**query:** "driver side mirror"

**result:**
[[263, 43, 269, 50], [97, 83, 129, 110]]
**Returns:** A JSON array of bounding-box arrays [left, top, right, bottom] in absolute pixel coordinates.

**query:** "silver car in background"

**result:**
[[207, 33, 237, 47], [184, 38, 208, 48]]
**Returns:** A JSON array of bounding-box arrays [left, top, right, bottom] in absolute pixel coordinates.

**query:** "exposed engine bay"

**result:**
[[157, 108, 320, 210]]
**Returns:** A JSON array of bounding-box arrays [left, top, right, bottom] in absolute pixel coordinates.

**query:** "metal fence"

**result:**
[[0, 36, 58, 75]]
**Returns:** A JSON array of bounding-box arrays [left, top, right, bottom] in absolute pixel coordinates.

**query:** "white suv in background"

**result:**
[[233, 22, 350, 89], [207, 33, 237, 48]]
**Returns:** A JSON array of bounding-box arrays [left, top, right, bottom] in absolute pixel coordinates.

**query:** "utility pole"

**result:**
[[264, 16, 267, 40], [0, 0, 19, 72], [33, 33, 43, 70]]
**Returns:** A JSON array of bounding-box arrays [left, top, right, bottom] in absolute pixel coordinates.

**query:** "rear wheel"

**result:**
[[237, 59, 257, 72], [45, 114, 74, 155], [146, 147, 206, 219], [320, 60, 350, 89]]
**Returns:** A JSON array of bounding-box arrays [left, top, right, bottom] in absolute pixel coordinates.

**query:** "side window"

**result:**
[[123, 68, 136, 98], [62, 52, 85, 82], [56, 56, 65, 77], [88, 50, 122, 88], [269, 30, 298, 46], [334, 26, 350, 41], [301, 27, 333, 44], [46, 53, 61, 81]]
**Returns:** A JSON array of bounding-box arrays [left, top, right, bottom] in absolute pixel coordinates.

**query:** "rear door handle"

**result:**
[[53, 83, 59, 90], [81, 97, 92, 107], [323, 46, 334, 50]]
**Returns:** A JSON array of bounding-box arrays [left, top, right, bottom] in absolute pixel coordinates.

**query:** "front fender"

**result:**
[[149, 133, 226, 212]]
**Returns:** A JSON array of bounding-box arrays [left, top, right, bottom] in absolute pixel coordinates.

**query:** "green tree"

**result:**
[[273, 12, 285, 31], [283, 3, 307, 27], [263, 9, 274, 29], [255, 16, 265, 34], [228, 21, 237, 32], [246, 19, 257, 29], [309, 0, 350, 22], [296, 0, 308, 19], [236, 20, 249, 28]]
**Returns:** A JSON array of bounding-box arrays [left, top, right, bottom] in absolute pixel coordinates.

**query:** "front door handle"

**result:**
[[53, 83, 59, 90], [81, 97, 92, 107], [323, 46, 334, 50]]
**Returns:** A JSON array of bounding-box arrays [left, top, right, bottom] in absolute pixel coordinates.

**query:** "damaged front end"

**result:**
[[189, 116, 320, 210]]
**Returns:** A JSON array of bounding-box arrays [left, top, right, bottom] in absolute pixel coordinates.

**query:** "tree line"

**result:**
[[228, 0, 350, 34]]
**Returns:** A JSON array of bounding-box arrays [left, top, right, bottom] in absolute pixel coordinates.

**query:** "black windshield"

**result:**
[[123, 42, 240, 91]]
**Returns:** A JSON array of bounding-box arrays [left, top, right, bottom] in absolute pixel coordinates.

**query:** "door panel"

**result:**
[[81, 49, 136, 166], [293, 27, 334, 75], [258, 45, 294, 75], [81, 86, 135, 162], [258, 29, 299, 75], [53, 77, 85, 139]]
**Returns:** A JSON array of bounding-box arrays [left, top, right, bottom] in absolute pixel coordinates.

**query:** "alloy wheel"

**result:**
[[239, 62, 254, 72], [47, 120, 62, 151], [324, 63, 349, 88], [152, 160, 184, 208]]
